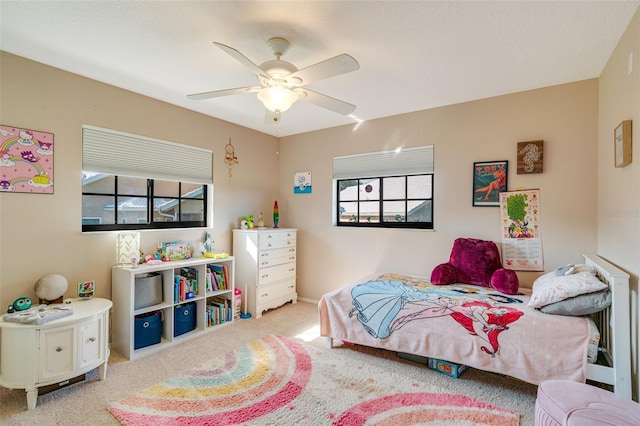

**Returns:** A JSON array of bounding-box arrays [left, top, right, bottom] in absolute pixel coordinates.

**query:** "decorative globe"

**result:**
[[34, 274, 68, 302]]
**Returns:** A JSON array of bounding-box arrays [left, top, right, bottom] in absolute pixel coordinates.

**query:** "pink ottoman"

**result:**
[[535, 380, 640, 425]]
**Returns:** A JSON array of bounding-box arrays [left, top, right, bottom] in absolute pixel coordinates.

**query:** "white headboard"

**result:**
[[583, 253, 631, 399]]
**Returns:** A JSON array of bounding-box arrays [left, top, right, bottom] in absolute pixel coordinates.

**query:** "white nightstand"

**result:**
[[0, 298, 112, 409]]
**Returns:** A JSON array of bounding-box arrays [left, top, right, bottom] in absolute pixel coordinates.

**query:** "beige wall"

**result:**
[[279, 79, 599, 302], [0, 52, 280, 309], [598, 7, 640, 400], [3, 22, 637, 394]]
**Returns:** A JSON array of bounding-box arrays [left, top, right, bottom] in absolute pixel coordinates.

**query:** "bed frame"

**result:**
[[326, 253, 632, 398], [583, 253, 631, 398]]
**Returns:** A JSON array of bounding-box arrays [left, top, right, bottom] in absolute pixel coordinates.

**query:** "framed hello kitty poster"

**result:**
[[0, 125, 54, 194]]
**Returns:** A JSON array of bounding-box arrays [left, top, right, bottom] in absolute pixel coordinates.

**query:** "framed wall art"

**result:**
[[517, 140, 543, 174], [614, 120, 632, 168], [0, 124, 54, 194], [473, 160, 508, 207], [294, 171, 312, 194]]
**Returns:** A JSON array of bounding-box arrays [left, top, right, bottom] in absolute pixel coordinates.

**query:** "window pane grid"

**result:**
[[337, 174, 433, 229], [82, 173, 206, 232]]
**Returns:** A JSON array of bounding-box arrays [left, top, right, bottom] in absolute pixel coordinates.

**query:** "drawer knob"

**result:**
[[261, 293, 268, 297], [289, 268, 295, 272], [56, 346, 63, 352], [89, 337, 96, 342], [261, 274, 269, 279]]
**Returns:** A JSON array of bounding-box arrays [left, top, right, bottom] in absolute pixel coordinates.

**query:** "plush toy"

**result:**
[[430, 237, 519, 294]]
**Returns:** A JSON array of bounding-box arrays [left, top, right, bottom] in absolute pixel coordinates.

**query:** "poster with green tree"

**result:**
[[499, 189, 543, 271]]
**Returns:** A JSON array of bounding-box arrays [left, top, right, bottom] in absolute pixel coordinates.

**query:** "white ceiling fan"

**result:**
[[187, 37, 360, 123]]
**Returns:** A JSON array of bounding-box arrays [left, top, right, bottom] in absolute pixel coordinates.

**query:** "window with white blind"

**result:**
[[334, 146, 434, 229], [81, 125, 212, 232]]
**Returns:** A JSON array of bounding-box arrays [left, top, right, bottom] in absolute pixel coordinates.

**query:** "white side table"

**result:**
[[0, 298, 112, 409]]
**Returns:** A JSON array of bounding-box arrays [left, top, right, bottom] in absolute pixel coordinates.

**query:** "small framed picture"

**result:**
[[78, 281, 95, 299], [614, 120, 632, 168], [517, 140, 543, 174], [473, 160, 508, 207]]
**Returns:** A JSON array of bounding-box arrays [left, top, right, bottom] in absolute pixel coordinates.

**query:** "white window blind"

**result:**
[[82, 125, 213, 184], [333, 145, 434, 179]]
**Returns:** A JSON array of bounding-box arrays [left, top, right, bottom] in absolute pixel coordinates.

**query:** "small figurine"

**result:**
[[245, 215, 255, 229], [200, 231, 214, 255], [12, 297, 32, 311], [258, 212, 265, 228]]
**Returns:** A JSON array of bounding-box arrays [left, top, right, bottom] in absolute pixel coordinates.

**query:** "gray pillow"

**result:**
[[540, 290, 611, 316]]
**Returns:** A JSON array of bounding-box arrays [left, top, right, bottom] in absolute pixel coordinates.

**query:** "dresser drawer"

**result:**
[[258, 231, 297, 250], [258, 247, 296, 268], [258, 262, 296, 285], [256, 280, 296, 303], [258, 232, 280, 250]]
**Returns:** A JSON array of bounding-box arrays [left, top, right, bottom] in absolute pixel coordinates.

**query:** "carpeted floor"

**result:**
[[108, 334, 521, 425], [0, 301, 537, 425]]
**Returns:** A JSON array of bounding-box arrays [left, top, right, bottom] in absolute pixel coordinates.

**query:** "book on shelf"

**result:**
[[174, 269, 198, 303], [180, 267, 198, 295], [205, 267, 218, 291], [208, 264, 228, 290], [208, 264, 230, 290], [207, 295, 232, 325]]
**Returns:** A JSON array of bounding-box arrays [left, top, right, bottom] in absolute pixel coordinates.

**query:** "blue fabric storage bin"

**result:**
[[134, 311, 162, 349], [174, 302, 196, 336]]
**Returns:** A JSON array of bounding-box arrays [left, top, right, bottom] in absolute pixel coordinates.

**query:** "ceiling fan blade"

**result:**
[[213, 42, 272, 81], [264, 109, 282, 124], [297, 89, 356, 115], [187, 86, 261, 100], [290, 54, 359, 85]]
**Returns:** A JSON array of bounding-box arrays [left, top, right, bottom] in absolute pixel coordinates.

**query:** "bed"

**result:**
[[319, 253, 631, 398]]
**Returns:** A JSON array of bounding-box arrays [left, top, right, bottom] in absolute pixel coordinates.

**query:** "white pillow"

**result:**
[[528, 265, 608, 308]]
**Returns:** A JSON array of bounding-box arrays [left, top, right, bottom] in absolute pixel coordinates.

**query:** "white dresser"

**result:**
[[233, 228, 297, 318], [0, 298, 112, 409]]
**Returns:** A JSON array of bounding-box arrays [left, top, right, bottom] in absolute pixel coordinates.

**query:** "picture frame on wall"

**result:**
[[0, 124, 55, 194], [614, 120, 632, 168], [517, 140, 543, 174], [473, 160, 508, 207]]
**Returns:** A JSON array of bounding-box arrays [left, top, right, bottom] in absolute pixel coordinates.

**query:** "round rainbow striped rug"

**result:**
[[108, 335, 519, 425]]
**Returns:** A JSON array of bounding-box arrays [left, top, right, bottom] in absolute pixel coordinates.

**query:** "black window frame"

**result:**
[[336, 173, 434, 230], [82, 175, 207, 232]]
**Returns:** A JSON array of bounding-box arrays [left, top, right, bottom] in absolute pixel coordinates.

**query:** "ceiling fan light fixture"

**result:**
[[257, 86, 298, 113]]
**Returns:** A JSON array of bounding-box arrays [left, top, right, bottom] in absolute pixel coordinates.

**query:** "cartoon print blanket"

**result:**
[[319, 273, 590, 385]]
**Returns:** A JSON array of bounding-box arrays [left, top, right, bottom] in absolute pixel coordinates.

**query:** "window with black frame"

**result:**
[[81, 125, 212, 232], [334, 146, 434, 230]]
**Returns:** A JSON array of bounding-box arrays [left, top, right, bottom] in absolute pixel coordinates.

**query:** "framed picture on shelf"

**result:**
[[614, 120, 632, 168], [473, 160, 508, 207]]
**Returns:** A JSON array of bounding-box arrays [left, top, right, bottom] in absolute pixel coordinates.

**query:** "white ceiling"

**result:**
[[1, 1, 638, 137]]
